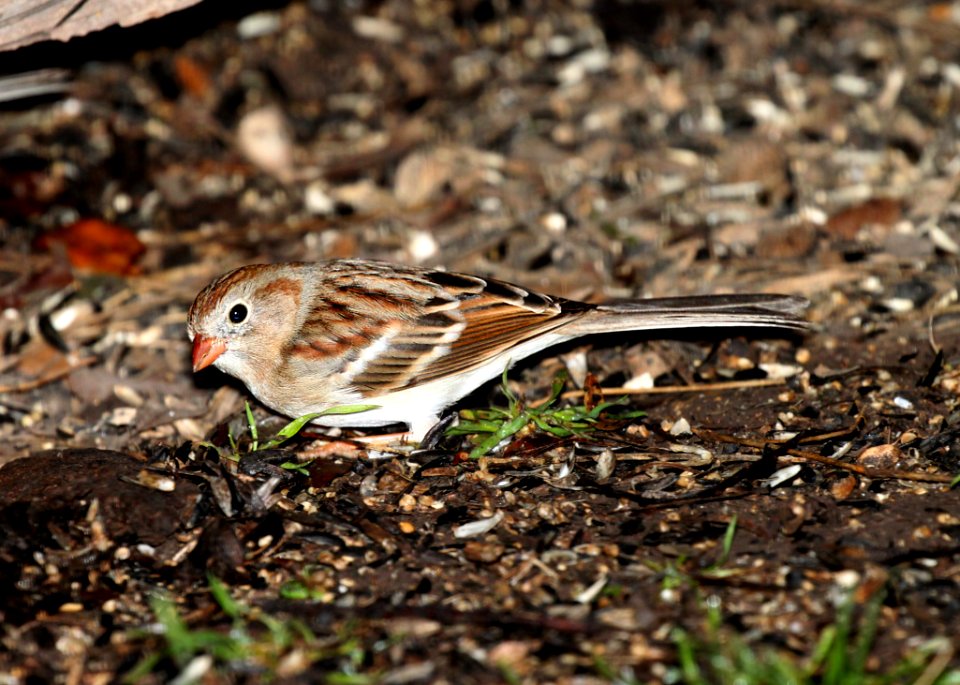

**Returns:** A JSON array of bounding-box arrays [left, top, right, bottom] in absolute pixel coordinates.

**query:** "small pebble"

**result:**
[[237, 12, 281, 39], [892, 396, 914, 410], [453, 510, 504, 538], [304, 181, 335, 215], [236, 106, 294, 180], [668, 417, 691, 436]]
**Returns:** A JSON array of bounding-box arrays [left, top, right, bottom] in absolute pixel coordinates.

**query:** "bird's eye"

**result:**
[[229, 303, 248, 324]]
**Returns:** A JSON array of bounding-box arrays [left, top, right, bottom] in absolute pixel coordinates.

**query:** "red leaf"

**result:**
[[34, 219, 145, 276]]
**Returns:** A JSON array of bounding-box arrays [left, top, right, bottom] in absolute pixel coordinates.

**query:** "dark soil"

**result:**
[[2, 1, 960, 682]]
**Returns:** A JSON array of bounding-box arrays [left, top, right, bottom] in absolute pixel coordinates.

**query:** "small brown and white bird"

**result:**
[[187, 260, 808, 440]]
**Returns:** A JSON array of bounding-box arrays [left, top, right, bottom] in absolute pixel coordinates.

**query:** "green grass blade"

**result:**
[[259, 405, 378, 450], [498, 365, 520, 411], [822, 598, 854, 684], [544, 370, 568, 408], [280, 460, 312, 476], [672, 627, 705, 685], [448, 419, 507, 435], [122, 652, 163, 683], [317, 404, 380, 416], [150, 594, 192, 666], [207, 574, 243, 620], [468, 414, 529, 459], [273, 413, 322, 441], [717, 515, 737, 566], [850, 589, 884, 680], [245, 401, 259, 451]]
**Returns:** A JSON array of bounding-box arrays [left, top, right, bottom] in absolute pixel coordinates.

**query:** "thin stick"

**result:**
[[561, 377, 789, 400], [698, 429, 955, 484]]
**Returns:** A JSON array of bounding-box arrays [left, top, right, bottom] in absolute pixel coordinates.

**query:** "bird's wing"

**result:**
[[288, 262, 582, 395]]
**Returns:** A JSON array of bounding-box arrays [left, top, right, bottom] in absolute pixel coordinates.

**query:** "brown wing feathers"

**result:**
[[296, 262, 807, 396], [346, 270, 581, 392]]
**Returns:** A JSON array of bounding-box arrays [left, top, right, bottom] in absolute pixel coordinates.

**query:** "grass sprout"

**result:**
[[125, 575, 309, 681], [203, 402, 378, 470], [447, 369, 645, 459], [592, 519, 960, 684], [242, 402, 379, 453], [125, 575, 378, 683], [667, 589, 960, 685]]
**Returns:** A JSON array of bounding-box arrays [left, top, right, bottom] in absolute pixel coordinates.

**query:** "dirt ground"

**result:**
[[3, 0, 960, 682]]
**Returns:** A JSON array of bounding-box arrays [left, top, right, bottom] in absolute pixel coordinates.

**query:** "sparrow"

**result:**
[[187, 260, 808, 440]]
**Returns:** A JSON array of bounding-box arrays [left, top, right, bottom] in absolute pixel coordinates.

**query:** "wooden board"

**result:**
[[0, 0, 203, 50]]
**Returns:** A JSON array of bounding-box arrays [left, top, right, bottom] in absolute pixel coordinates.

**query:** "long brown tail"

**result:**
[[569, 294, 810, 335]]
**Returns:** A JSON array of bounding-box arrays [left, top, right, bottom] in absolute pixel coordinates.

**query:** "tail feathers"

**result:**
[[571, 294, 809, 335]]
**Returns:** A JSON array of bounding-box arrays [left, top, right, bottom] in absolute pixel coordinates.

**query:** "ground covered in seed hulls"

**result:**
[[3, 1, 960, 682]]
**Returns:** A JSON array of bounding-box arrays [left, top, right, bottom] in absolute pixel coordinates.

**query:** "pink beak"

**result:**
[[192, 335, 227, 372]]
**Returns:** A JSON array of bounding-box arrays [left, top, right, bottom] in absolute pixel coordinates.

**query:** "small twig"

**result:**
[[783, 448, 954, 483], [793, 412, 865, 444], [928, 311, 940, 356], [698, 429, 955, 484], [561, 377, 789, 400]]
